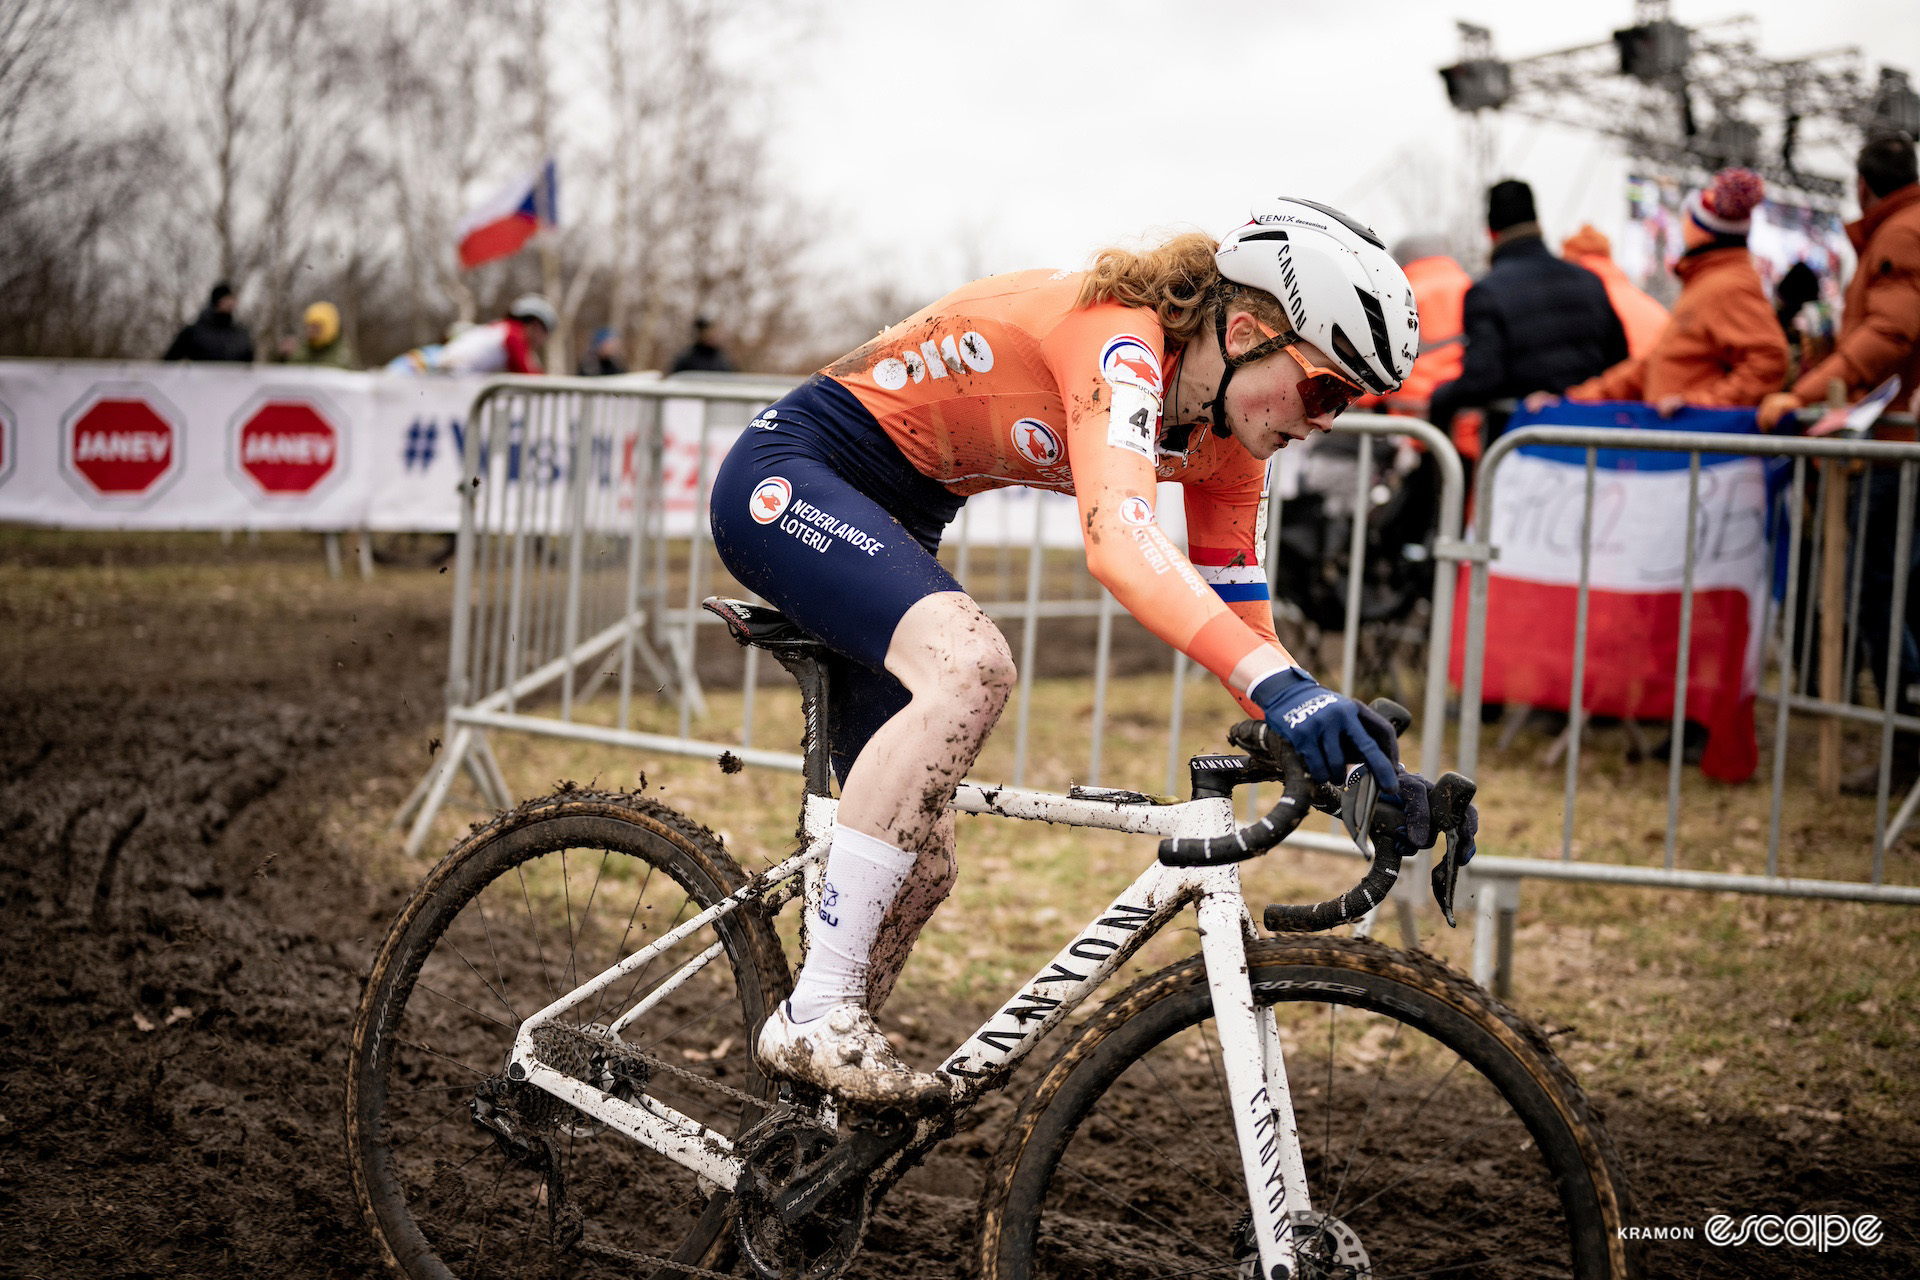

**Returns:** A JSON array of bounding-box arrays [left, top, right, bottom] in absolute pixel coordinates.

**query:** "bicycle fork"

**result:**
[[1196, 877, 1309, 1280]]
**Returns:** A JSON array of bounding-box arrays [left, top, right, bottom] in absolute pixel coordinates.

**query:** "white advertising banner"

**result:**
[[0, 360, 1153, 550], [0, 359, 486, 531]]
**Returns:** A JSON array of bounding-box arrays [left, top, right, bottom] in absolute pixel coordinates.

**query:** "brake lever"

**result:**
[[1429, 835, 1463, 926], [1427, 772, 1477, 928]]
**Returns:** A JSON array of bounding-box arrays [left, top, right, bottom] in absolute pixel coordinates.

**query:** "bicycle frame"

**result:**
[[506, 781, 1315, 1277]]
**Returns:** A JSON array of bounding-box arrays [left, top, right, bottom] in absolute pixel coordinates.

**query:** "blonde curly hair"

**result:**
[[1076, 231, 1289, 347]]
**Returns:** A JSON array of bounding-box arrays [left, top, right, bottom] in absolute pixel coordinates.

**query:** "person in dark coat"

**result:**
[[1427, 180, 1628, 442], [162, 283, 255, 363], [668, 316, 737, 374], [578, 327, 627, 376]]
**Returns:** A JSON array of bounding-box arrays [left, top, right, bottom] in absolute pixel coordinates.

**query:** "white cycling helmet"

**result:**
[[508, 293, 559, 332], [1213, 198, 1418, 398]]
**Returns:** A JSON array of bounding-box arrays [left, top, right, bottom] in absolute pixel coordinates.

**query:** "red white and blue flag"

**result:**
[[456, 159, 557, 270], [1450, 402, 1778, 782]]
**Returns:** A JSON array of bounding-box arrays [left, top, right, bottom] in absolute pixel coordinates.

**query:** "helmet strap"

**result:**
[[1204, 288, 1298, 441]]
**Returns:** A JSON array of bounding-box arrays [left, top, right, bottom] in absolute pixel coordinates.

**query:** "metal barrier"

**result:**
[[395, 386, 1473, 932], [1455, 422, 1920, 994], [394, 374, 800, 852]]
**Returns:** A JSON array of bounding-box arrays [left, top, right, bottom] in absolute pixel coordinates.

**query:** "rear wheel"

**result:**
[[347, 793, 790, 1279], [978, 936, 1636, 1280]]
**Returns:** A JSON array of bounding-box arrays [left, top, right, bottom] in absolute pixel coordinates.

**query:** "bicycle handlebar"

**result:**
[[1158, 709, 1478, 933], [1156, 720, 1317, 870]]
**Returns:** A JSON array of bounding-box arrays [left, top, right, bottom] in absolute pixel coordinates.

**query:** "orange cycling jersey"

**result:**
[[823, 268, 1293, 713]]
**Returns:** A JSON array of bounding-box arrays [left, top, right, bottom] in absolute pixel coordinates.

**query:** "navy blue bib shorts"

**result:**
[[709, 376, 968, 782]]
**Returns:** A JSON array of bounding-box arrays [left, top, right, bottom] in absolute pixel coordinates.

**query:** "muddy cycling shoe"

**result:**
[[755, 1001, 953, 1114]]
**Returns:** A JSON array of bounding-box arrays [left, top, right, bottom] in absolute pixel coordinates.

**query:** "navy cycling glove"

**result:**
[[1251, 669, 1399, 794]]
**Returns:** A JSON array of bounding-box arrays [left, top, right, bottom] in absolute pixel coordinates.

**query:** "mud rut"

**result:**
[[1, 548, 1914, 1279]]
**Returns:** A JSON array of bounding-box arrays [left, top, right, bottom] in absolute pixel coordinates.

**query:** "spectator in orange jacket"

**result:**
[[1759, 134, 1920, 791], [1389, 234, 1473, 407], [1760, 133, 1920, 429], [1560, 225, 1669, 358], [1553, 169, 1787, 414]]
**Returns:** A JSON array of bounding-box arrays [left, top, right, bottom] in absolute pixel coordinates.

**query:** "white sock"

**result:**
[[787, 824, 918, 1023]]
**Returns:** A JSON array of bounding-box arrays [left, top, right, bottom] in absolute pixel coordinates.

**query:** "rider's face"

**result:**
[[1219, 313, 1340, 460]]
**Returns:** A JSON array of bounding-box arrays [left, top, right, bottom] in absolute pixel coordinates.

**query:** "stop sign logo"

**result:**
[[66, 395, 182, 498], [236, 400, 339, 495]]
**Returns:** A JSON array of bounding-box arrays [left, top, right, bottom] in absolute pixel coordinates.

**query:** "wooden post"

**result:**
[[1818, 379, 1849, 796]]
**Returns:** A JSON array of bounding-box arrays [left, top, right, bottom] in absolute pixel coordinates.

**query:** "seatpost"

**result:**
[[769, 651, 834, 797]]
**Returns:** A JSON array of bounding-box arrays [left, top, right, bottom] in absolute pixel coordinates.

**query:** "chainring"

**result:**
[[733, 1112, 867, 1280]]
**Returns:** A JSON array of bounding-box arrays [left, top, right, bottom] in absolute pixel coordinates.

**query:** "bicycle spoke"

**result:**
[[391, 1034, 491, 1080], [1087, 1097, 1240, 1210], [1054, 1159, 1231, 1264], [1323, 1000, 1336, 1182], [417, 979, 517, 1034], [517, 865, 561, 1005], [441, 933, 520, 1027], [1329, 1055, 1466, 1209], [1330, 1014, 1406, 1211], [1333, 1094, 1525, 1222], [1370, 1250, 1564, 1279], [389, 1099, 473, 1153], [1135, 1037, 1241, 1193], [587, 860, 656, 1026], [469, 893, 520, 1025], [561, 847, 576, 992]]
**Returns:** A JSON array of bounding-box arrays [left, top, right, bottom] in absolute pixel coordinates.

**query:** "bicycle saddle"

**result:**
[[703, 597, 827, 654]]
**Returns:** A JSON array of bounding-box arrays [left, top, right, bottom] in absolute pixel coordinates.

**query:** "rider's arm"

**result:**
[[1565, 352, 1646, 403], [1040, 310, 1300, 716], [1181, 454, 1291, 715]]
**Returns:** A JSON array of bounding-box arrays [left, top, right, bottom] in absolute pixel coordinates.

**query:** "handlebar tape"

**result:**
[[1157, 724, 1312, 868], [1264, 836, 1410, 933]]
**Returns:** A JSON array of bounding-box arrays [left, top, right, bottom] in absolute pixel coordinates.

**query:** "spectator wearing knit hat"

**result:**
[[1560, 224, 1670, 358], [1552, 169, 1787, 414], [1759, 134, 1920, 790], [1428, 179, 1628, 443], [1760, 132, 1920, 430]]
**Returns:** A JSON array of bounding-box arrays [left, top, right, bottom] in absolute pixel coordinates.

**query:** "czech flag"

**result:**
[[456, 160, 557, 270]]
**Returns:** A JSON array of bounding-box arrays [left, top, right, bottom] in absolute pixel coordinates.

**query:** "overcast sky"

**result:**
[[740, 0, 1920, 296]]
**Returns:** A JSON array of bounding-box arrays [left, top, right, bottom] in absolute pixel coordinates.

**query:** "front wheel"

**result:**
[[347, 792, 791, 1279], [978, 936, 1636, 1280]]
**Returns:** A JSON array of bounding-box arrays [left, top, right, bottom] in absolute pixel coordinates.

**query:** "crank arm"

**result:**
[[769, 1111, 915, 1224]]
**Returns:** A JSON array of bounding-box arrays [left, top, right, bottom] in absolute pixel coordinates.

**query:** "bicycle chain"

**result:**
[[574, 1235, 742, 1280], [534, 1021, 768, 1110]]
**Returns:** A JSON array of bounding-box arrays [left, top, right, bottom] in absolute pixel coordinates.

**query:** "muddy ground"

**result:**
[[0, 534, 1914, 1278]]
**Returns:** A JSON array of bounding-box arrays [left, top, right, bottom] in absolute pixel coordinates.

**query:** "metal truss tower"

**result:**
[[1441, 0, 1919, 212]]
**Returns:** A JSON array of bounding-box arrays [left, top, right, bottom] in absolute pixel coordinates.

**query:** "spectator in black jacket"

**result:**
[[162, 283, 255, 363], [668, 316, 737, 375], [1428, 181, 1628, 442]]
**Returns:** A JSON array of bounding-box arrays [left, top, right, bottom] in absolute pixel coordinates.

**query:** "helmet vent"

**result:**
[[1353, 288, 1393, 377], [1288, 199, 1385, 249], [1330, 323, 1390, 394]]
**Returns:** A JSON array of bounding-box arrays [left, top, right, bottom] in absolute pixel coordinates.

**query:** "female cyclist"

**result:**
[[710, 198, 1420, 1110]]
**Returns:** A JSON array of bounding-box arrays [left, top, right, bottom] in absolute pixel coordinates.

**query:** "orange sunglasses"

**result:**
[[1251, 319, 1367, 420]]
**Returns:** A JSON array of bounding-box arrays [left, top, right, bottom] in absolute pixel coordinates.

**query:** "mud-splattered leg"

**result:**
[[833, 592, 1011, 1007], [865, 813, 956, 1012]]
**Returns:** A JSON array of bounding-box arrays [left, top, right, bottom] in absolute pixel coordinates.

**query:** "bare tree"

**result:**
[[0, 0, 861, 371]]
